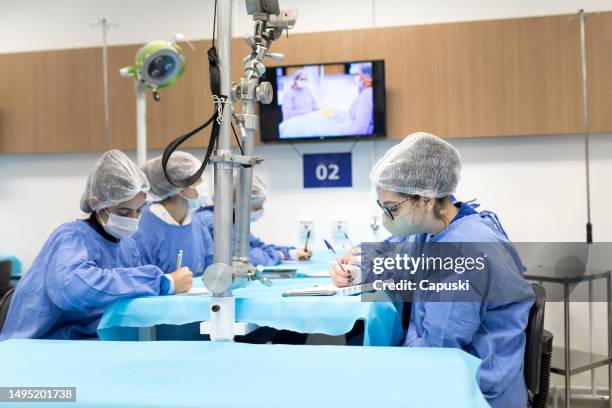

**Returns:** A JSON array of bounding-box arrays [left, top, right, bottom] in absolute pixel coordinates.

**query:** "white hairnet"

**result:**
[[230, 171, 269, 206], [292, 69, 305, 81], [142, 151, 202, 201], [251, 172, 269, 205], [370, 132, 461, 198], [350, 62, 372, 78], [80, 149, 150, 213]]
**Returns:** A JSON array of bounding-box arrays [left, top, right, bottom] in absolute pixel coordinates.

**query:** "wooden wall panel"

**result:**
[[587, 12, 612, 133], [0, 48, 106, 153], [0, 11, 610, 154]]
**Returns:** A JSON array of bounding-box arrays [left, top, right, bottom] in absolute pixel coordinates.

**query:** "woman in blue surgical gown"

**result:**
[[347, 63, 374, 135], [330, 133, 535, 408], [281, 69, 319, 121], [133, 152, 213, 277], [0, 150, 193, 340]]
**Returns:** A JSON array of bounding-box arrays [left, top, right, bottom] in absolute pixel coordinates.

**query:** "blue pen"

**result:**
[[324, 239, 351, 280]]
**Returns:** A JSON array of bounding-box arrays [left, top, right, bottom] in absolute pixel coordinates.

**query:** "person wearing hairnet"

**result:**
[[330, 133, 535, 408], [347, 63, 374, 135], [0, 150, 193, 340], [197, 172, 312, 266], [281, 69, 319, 121], [133, 152, 213, 277]]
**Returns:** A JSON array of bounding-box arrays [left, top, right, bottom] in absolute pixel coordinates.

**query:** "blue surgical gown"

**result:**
[[132, 205, 214, 277], [403, 211, 535, 408], [196, 206, 293, 266], [0, 220, 168, 340], [348, 86, 374, 134], [281, 86, 318, 120]]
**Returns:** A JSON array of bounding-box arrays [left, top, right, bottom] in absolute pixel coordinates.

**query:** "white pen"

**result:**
[[176, 249, 184, 270]]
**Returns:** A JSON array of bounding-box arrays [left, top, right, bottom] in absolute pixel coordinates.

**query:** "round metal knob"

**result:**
[[256, 82, 274, 104], [231, 84, 241, 102], [203, 263, 234, 294], [254, 61, 266, 76]]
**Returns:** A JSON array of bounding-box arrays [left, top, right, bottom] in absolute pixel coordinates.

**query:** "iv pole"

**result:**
[[91, 18, 118, 149], [579, 10, 593, 246], [578, 9, 602, 402]]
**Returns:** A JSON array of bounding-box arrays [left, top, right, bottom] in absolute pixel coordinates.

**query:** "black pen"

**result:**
[[304, 230, 311, 251]]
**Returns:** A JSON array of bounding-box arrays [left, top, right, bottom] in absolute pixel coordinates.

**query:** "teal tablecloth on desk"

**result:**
[[98, 277, 404, 346], [0, 339, 489, 408]]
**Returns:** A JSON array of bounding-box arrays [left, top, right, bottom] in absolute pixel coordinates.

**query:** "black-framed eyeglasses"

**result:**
[[376, 197, 413, 220]]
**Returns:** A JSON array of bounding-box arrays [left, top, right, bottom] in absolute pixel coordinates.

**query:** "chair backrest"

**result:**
[[0, 260, 11, 286], [0, 287, 15, 333], [524, 283, 546, 397]]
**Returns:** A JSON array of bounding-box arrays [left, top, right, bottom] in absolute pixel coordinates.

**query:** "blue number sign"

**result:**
[[303, 152, 352, 188]]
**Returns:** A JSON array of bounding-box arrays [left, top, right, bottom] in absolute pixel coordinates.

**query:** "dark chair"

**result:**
[[525, 283, 554, 408], [0, 287, 15, 333], [0, 260, 13, 300]]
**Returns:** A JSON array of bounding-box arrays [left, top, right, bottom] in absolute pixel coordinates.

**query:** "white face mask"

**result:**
[[381, 200, 425, 237], [186, 183, 208, 211], [250, 209, 264, 222], [101, 209, 140, 240]]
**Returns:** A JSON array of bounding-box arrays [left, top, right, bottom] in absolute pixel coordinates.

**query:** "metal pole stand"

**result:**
[[201, 0, 296, 342]]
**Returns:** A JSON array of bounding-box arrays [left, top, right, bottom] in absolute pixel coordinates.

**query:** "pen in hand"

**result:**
[[176, 249, 184, 270], [304, 230, 311, 252], [323, 239, 353, 283]]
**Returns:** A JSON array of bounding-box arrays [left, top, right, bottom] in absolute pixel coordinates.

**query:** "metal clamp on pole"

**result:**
[[208, 153, 264, 168], [233, 0, 297, 271]]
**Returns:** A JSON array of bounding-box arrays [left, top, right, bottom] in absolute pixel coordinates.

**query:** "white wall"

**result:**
[[2, 0, 612, 53], [1, 0, 611, 390]]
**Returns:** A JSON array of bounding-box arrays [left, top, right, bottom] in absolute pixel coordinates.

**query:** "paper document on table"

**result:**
[[176, 287, 211, 296], [282, 283, 372, 297], [299, 270, 330, 278]]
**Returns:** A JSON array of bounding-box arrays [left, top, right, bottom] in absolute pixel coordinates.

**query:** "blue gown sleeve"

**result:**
[[348, 91, 374, 134], [44, 231, 166, 313], [200, 221, 215, 271], [310, 91, 319, 112], [249, 234, 281, 266], [282, 91, 297, 120], [272, 244, 296, 260]]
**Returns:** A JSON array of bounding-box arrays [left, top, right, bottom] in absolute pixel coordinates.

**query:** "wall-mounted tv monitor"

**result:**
[[260, 60, 386, 142]]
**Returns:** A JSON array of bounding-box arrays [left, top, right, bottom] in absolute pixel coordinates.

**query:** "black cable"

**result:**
[[212, 0, 218, 47], [162, 111, 219, 188], [231, 123, 245, 155], [162, 28, 225, 188]]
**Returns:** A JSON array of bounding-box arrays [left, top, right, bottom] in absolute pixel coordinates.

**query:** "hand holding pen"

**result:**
[[296, 230, 313, 261], [324, 239, 359, 288], [167, 249, 193, 294]]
